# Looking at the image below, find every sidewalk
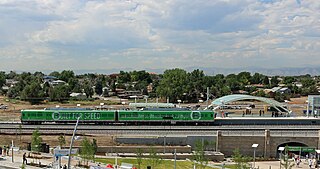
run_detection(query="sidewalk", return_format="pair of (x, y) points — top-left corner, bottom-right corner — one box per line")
(0, 155), (40, 169)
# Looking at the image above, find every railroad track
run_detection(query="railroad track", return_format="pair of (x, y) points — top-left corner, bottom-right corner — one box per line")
(0, 122), (320, 130)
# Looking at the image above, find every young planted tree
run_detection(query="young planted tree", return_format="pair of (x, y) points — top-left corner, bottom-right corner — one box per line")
(80, 137), (95, 166)
(92, 138), (98, 155)
(193, 140), (209, 169)
(31, 128), (42, 152)
(58, 134), (66, 148)
(135, 148), (144, 169)
(280, 146), (295, 169)
(148, 148), (162, 169)
(232, 149), (251, 169)
(31, 128), (42, 164)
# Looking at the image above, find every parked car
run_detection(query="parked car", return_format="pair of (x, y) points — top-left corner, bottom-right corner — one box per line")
(0, 104), (8, 109)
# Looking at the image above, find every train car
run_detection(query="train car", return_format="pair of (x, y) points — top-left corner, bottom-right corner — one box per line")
(21, 108), (114, 124)
(21, 108), (216, 125)
(118, 109), (214, 125)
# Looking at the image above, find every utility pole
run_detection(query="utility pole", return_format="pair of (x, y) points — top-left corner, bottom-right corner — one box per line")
(11, 140), (13, 163)
(174, 149), (176, 169)
(206, 87), (209, 108)
(67, 116), (80, 169)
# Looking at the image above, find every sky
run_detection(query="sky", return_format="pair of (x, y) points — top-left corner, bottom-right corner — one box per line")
(0, 0), (319, 72)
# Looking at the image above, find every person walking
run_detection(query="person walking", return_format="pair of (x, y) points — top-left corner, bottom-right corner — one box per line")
(309, 158), (313, 169)
(23, 152), (27, 165)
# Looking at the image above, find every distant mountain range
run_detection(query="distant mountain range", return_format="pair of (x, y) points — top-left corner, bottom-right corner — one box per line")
(72, 67), (320, 76)
(10, 67), (320, 76)
(186, 67), (320, 76)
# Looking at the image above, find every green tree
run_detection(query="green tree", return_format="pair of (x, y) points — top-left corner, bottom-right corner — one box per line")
(31, 128), (42, 152)
(283, 76), (295, 85)
(0, 71), (5, 88)
(59, 70), (75, 82)
(251, 73), (264, 84)
(237, 72), (251, 86)
(92, 138), (98, 155)
(270, 76), (279, 87)
(83, 80), (94, 98)
(31, 128), (42, 164)
(20, 81), (43, 103)
(118, 71), (131, 84)
(262, 76), (270, 86)
(80, 137), (95, 166)
(49, 71), (60, 78)
(280, 146), (294, 169)
(7, 85), (20, 98)
(95, 80), (103, 95)
(49, 84), (70, 102)
(58, 134), (66, 148)
(68, 78), (80, 92)
(136, 148), (144, 169)
(193, 140), (209, 169)
(186, 69), (206, 102)
(6, 71), (17, 79)
(148, 148), (162, 169)
(232, 149), (251, 169)
(156, 68), (188, 102)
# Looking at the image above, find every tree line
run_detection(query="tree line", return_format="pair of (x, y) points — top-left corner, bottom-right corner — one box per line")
(0, 69), (319, 104)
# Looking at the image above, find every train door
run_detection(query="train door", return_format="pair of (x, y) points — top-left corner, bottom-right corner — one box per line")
(115, 111), (119, 121)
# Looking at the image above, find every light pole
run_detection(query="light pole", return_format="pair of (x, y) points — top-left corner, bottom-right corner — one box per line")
(278, 147), (285, 169)
(174, 148), (176, 169)
(67, 116), (80, 169)
(252, 144), (259, 169)
(163, 135), (166, 154)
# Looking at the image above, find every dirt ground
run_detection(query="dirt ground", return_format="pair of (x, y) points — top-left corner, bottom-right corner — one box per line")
(0, 95), (310, 148)
(0, 134), (115, 149)
(0, 95), (309, 121)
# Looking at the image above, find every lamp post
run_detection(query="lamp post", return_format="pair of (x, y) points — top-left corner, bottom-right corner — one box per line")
(174, 148), (176, 169)
(252, 144), (259, 169)
(278, 147), (285, 169)
(163, 135), (166, 154)
(67, 116), (80, 169)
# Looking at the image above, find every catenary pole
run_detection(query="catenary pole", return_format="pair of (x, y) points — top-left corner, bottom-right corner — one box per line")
(67, 116), (80, 169)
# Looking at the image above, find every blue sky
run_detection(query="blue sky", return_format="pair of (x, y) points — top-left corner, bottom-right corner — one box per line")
(0, 0), (319, 72)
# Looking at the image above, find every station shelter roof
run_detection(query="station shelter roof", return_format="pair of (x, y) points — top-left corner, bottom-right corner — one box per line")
(210, 94), (290, 114)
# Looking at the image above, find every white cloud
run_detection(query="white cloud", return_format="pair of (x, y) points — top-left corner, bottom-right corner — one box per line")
(0, 0), (319, 71)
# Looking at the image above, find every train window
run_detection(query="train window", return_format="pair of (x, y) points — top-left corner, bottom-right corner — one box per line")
(211, 114), (213, 117)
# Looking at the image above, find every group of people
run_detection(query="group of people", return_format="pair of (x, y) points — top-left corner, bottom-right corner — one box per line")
(293, 154), (318, 168)
(241, 109), (265, 117)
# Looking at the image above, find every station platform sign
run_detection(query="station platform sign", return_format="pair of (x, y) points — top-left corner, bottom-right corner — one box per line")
(287, 146), (315, 153)
(54, 149), (77, 157)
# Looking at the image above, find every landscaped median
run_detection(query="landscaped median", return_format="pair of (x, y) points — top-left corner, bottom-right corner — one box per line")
(95, 157), (218, 169)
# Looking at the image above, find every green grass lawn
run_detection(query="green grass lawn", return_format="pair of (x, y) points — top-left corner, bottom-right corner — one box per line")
(95, 157), (215, 169)
(224, 164), (236, 169)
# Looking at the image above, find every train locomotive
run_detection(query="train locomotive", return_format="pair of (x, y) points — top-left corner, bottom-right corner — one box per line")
(21, 108), (216, 125)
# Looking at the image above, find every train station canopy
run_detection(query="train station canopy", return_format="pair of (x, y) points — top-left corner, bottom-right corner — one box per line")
(129, 103), (175, 108)
(209, 94), (291, 114)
